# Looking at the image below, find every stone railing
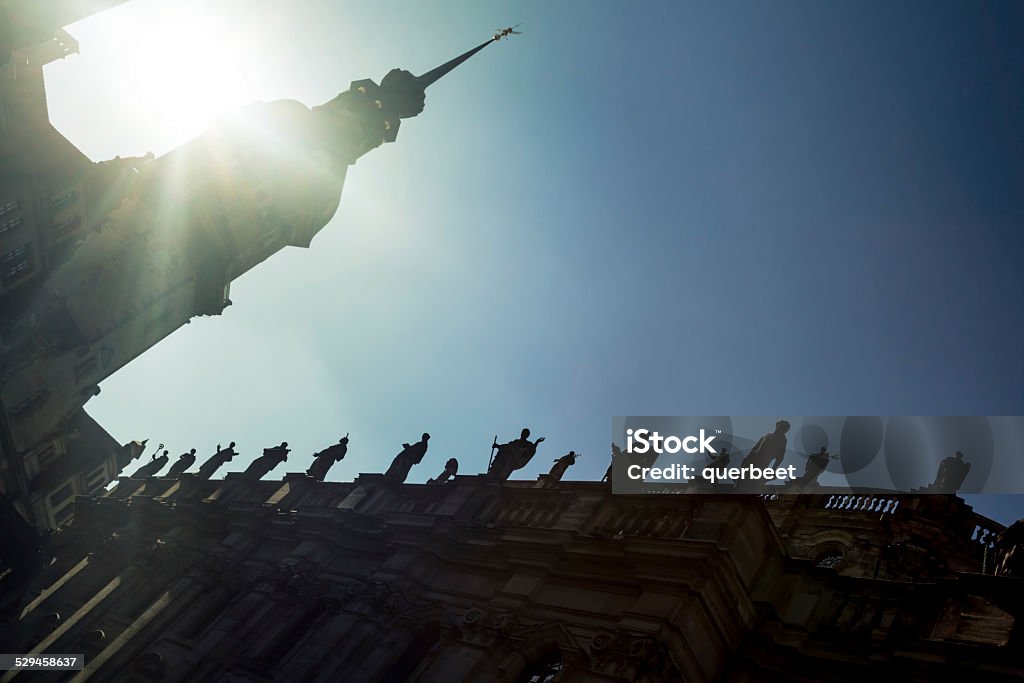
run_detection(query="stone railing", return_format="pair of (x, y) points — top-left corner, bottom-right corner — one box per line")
(820, 494), (900, 515)
(760, 492), (901, 515)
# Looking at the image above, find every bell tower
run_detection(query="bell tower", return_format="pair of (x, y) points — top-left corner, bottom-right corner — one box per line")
(0, 26), (509, 531)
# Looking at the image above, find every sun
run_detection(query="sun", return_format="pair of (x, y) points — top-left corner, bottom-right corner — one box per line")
(122, 5), (255, 136)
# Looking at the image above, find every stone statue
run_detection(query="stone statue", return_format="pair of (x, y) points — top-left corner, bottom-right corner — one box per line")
(742, 420), (790, 469)
(795, 447), (831, 487)
(242, 442), (290, 481)
(384, 433), (429, 484)
(548, 451), (579, 482)
(167, 448), (197, 477)
(932, 451), (972, 493)
(307, 435), (349, 482)
(604, 442), (624, 482)
(196, 442), (236, 480)
(488, 428), (545, 481)
(709, 447), (731, 468)
(427, 458), (459, 485)
(134, 450), (169, 478)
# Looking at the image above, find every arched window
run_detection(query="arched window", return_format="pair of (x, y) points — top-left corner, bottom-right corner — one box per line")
(815, 549), (845, 569)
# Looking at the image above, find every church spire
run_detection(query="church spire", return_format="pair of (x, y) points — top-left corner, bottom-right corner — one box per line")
(313, 27), (520, 157)
(416, 26), (521, 89)
(415, 38), (496, 90)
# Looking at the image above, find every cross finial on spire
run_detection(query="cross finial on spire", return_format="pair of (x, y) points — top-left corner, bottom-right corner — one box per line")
(493, 24), (523, 41)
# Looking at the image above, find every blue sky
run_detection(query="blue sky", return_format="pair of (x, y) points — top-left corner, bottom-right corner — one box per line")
(48, 1), (1023, 523)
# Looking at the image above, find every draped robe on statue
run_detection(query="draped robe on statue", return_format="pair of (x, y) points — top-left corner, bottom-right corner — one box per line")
(384, 438), (428, 484)
(307, 441), (348, 481)
(489, 438), (540, 481)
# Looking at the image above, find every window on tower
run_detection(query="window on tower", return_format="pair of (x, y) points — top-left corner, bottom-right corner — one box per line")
(51, 191), (79, 211)
(36, 442), (59, 470)
(1, 242), (34, 285)
(53, 501), (75, 526)
(86, 466), (108, 494)
(11, 389), (49, 417)
(0, 216), (24, 234)
(49, 482), (75, 509)
(0, 199), (19, 217)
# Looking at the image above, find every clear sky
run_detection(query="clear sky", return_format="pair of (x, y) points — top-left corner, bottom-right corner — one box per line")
(46, 1), (1023, 523)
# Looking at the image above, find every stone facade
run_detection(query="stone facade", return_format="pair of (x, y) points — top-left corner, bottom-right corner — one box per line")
(2, 473), (1019, 682)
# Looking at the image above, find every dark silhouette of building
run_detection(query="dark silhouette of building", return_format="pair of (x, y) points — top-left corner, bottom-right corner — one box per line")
(2, 7), (1020, 680)
(0, 0), (141, 546)
(0, 0), (504, 550)
(0, 470), (1019, 681)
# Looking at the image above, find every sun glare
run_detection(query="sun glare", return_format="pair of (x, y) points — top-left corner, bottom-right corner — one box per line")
(121, 6), (255, 137)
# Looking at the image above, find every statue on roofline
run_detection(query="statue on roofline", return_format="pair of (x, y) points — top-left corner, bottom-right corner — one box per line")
(548, 451), (579, 482)
(133, 449), (169, 478)
(307, 435), (349, 482)
(242, 442), (290, 481)
(197, 442), (236, 480)
(167, 448), (197, 477)
(384, 433), (429, 484)
(488, 428), (544, 481)
(427, 458), (459, 485)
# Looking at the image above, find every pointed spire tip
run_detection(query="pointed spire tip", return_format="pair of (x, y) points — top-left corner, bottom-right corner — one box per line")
(415, 25), (520, 89)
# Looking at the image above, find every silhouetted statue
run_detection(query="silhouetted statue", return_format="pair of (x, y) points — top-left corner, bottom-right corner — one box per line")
(197, 442), (236, 480)
(384, 433), (429, 484)
(242, 442), (290, 481)
(488, 428), (545, 481)
(307, 435), (349, 482)
(167, 449), (198, 477)
(743, 420), (790, 469)
(548, 451), (579, 481)
(795, 447), (831, 487)
(932, 451), (972, 493)
(710, 447), (731, 468)
(427, 458), (459, 485)
(134, 450), (169, 478)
